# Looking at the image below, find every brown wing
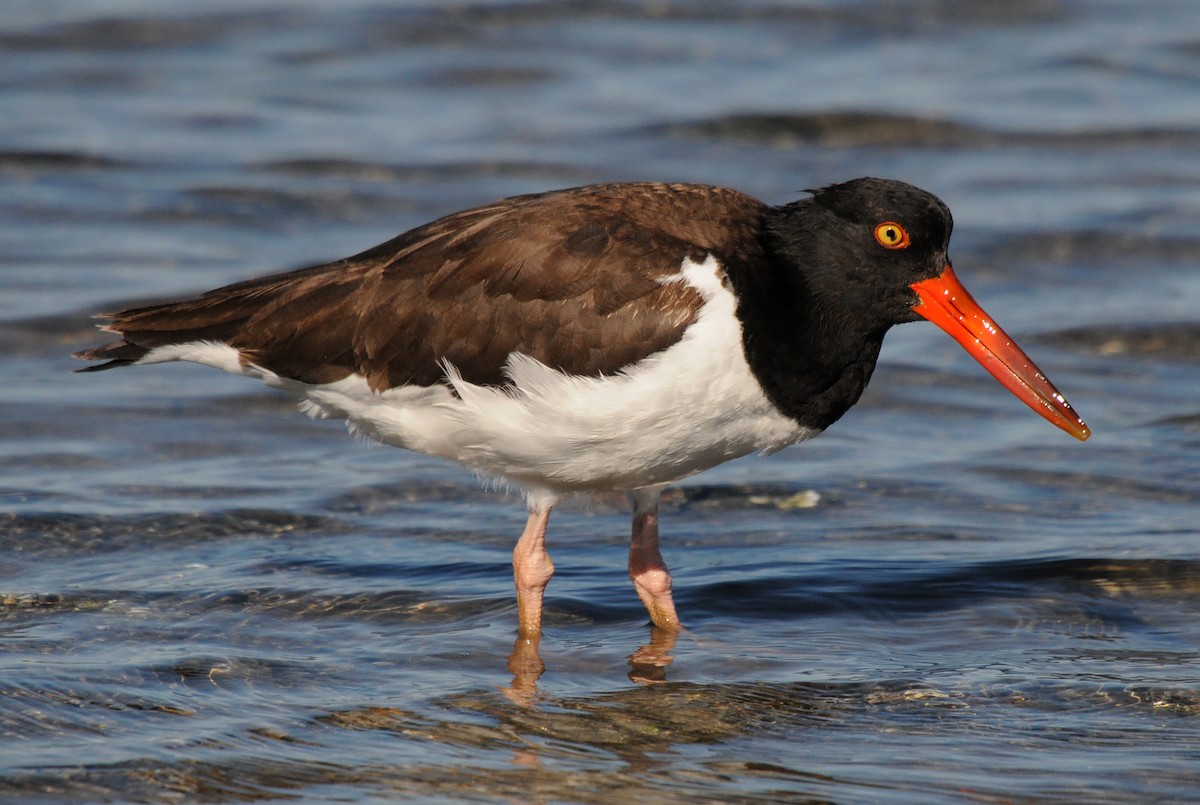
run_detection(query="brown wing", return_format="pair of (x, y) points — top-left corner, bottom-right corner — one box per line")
(75, 182), (768, 390)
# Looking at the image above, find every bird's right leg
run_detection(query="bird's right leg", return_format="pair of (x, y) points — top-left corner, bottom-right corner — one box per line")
(628, 486), (681, 631)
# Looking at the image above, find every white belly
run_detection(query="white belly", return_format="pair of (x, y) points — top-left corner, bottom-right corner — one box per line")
(135, 255), (813, 493)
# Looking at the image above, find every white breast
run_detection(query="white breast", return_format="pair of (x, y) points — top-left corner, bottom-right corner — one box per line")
(134, 255), (814, 493)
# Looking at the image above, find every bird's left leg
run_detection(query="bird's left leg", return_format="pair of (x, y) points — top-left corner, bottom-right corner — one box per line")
(627, 486), (681, 630)
(513, 490), (557, 636)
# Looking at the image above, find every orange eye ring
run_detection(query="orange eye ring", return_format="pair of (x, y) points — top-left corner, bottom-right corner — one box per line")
(874, 221), (910, 249)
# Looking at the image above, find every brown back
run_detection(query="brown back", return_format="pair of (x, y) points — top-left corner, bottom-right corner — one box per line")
(77, 183), (768, 390)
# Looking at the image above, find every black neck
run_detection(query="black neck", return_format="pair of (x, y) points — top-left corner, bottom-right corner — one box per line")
(723, 204), (890, 431)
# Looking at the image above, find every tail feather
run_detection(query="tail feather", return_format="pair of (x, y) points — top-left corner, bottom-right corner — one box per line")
(72, 338), (150, 371)
(72, 300), (256, 372)
(72, 262), (349, 374)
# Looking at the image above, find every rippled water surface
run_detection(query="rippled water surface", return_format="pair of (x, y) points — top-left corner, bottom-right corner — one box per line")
(4, 1), (1200, 802)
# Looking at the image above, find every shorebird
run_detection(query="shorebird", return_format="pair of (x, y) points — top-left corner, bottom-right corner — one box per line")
(76, 177), (1089, 635)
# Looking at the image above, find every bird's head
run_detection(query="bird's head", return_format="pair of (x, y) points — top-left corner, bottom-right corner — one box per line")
(772, 177), (1089, 441)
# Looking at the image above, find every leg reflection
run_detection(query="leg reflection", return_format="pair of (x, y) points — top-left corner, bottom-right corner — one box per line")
(627, 626), (678, 685)
(504, 626), (679, 703)
(504, 633), (545, 707)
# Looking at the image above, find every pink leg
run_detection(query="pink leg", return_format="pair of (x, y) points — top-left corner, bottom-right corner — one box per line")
(513, 504), (555, 636)
(627, 488), (681, 630)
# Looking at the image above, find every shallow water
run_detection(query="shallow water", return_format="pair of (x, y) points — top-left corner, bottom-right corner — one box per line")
(4, 1), (1200, 802)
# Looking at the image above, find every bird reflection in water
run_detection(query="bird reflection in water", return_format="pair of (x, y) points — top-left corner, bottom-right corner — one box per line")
(626, 627), (678, 685)
(505, 634), (545, 707)
(504, 627), (679, 706)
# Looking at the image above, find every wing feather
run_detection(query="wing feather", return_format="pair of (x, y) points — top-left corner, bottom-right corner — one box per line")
(75, 183), (767, 390)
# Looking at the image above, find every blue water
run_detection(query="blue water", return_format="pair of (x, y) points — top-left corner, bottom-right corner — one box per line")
(4, 1), (1200, 802)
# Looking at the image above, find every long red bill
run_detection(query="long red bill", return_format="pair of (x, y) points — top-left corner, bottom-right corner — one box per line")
(910, 266), (1090, 441)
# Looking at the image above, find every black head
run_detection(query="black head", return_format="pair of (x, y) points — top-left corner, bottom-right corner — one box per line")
(755, 176), (1089, 441)
(764, 177), (954, 328)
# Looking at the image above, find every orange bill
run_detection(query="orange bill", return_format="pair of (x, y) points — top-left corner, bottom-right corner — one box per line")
(910, 266), (1090, 441)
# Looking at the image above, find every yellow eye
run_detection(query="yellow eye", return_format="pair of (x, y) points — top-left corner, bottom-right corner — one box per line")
(874, 221), (910, 249)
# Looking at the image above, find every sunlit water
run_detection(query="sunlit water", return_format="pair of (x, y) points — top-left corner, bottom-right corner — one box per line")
(3, 2), (1200, 802)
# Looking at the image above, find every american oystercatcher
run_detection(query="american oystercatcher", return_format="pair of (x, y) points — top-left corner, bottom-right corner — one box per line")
(75, 178), (1089, 635)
